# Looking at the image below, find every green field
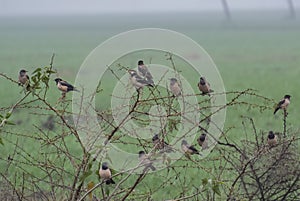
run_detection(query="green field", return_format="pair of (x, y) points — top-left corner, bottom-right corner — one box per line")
(0, 11), (299, 200)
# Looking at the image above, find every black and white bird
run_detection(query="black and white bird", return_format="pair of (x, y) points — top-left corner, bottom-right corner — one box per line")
(181, 140), (200, 155)
(274, 95), (291, 115)
(18, 69), (30, 90)
(137, 60), (154, 86)
(99, 162), (115, 185)
(54, 78), (79, 97)
(197, 133), (208, 150)
(169, 78), (182, 96)
(152, 134), (173, 153)
(198, 77), (213, 95)
(267, 131), (277, 147)
(128, 69), (154, 90)
(138, 151), (156, 171)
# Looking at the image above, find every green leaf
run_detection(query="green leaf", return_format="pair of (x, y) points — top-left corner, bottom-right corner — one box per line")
(202, 178), (208, 185)
(5, 121), (15, 126)
(5, 112), (12, 119)
(0, 137), (4, 145)
(32, 68), (42, 74)
(212, 183), (221, 196)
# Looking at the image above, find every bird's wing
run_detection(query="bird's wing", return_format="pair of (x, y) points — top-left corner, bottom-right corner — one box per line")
(135, 75), (153, 85)
(189, 145), (199, 153)
(60, 80), (74, 90)
(277, 99), (285, 107)
(139, 65), (153, 80)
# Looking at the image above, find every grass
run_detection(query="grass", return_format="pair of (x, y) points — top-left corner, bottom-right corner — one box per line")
(0, 11), (300, 199)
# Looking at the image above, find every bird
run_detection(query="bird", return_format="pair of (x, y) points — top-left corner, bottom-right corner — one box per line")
(99, 162), (115, 185)
(152, 134), (173, 153)
(137, 60), (154, 86)
(198, 77), (213, 95)
(181, 140), (200, 155)
(54, 78), (79, 96)
(197, 133), (208, 150)
(169, 78), (182, 96)
(128, 69), (154, 89)
(267, 131), (277, 147)
(18, 69), (30, 90)
(274, 95), (291, 115)
(138, 151), (156, 171)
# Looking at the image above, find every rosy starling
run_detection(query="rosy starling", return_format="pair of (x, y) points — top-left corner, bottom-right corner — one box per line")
(137, 60), (154, 86)
(267, 131), (277, 147)
(197, 133), (208, 150)
(54, 78), (79, 94)
(152, 134), (173, 153)
(181, 140), (199, 155)
(198, 77), (213, 95)
(138, 150), (156, 171)
(128, 69), (154, 89)
(274, 95), (291, 114)
(99, 162), (115, 185)
(169, 78), (182, 96)
(18, 69), (30, 90)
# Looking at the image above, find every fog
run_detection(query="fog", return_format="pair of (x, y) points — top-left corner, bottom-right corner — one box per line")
(0, 0), (299, 16)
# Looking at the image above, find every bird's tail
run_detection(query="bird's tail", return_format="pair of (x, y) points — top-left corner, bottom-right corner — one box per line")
(209, 89), (214, 93)
(273, 107), (280, 115)
(106, 178), (115, 185)
(74, 88), (80, 92)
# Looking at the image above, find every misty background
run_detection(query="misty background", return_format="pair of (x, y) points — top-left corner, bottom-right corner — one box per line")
(0, 0), (299, 16)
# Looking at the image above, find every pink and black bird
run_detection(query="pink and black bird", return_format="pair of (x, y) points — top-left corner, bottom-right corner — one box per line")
(181, 140), (200, 155)
(152, 134), (173, 153)
(18, 69), (30, 90)
(137, 60), (154, 86)
(267, 131), (277, 147)
(197, 133), (208, 150)
(54, 78), (79, 96)
(273, 95), (291, 115)
(138, 151), (156, 171)
(99, 162), (115, 185)
(128, 69), (154, 90)
(198, 77), (213, 95)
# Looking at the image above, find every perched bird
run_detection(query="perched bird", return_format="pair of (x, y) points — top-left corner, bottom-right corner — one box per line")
(274, 95), (291, 115)
(54, 78), (79, 95)
(99, 162), (115, 185)
(152, 134), (173, 153)
(138, 151), (156, 171)
(198, 77), (213, 95)
(181, 140), (200, 155)
(267, 131), (277, 147)
(18, 69), (30, 90)
(169, 78), (182, 96)
(197, 133), (208, 150)
(128, 70), (154, 89)
(137, 60), (154, 85)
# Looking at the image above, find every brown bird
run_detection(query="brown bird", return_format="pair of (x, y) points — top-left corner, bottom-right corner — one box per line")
(181, 140), (200, 155)
(137, 60), (154, 86)
(198, 77), (213, 95)
(138, 151), (156, 171)
(197, 133), (208, 150)
(274, 95), (291, 114)
(169, 78), (182, 96)
(152, 134), (173, 153)
(267, 131), (277, 147)
(99, 162), (115, 185)
(18, 69), (30, 90)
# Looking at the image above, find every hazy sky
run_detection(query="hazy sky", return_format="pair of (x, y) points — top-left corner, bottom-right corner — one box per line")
(0, 0), (299, 16)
